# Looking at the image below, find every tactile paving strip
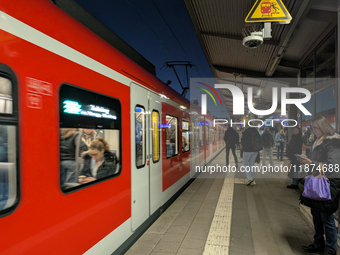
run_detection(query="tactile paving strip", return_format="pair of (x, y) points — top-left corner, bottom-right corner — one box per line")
(203, 173), (235, 254)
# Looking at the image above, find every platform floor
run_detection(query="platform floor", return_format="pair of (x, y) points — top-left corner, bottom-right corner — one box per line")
(125, 149), (337, 255)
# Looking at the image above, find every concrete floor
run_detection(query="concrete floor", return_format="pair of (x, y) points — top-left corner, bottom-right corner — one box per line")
(125, 149), (336, 255)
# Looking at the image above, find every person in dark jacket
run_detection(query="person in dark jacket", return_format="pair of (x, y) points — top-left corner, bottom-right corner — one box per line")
(298, 116), (340, 255)
(261, 127), (275, 167)
(241, 126), (262, 186)
(275, 130), (286, 161)
(78, 138), (116, 184)
(224, 125), (238, 168)
(302, 128), (314, 157)
(60, 128), (88, 184)
(286, 127), (303, 189)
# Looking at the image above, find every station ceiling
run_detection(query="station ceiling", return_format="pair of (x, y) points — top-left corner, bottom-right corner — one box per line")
(184, 0), (339, 119)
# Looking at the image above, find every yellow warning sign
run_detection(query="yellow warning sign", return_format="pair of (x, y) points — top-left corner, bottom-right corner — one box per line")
(245, 0), (292, 23)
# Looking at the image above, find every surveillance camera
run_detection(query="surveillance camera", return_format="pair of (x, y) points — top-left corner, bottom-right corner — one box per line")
(242, 35), (263, 49)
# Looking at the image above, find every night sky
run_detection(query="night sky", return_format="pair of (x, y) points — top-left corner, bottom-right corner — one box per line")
(74, 0), (214, 100)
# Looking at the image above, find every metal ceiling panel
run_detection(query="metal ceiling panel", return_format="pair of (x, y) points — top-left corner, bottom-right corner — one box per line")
(284, 19), (332, 62)
(183, 0), (337, 117)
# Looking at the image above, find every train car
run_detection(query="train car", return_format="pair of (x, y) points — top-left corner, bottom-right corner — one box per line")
(0, 1), (225, 254)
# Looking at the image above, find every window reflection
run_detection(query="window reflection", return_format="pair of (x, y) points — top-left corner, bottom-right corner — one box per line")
(0, 125), (16, 211)
(0, 77), (12, 114)
(135, 106), (145, 167)
(182, 120), (190, 152)
(166, 115), (178, 158)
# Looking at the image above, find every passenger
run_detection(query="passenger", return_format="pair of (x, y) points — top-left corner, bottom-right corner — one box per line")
(81, 129), (97, 147)
(241, 125), (262, 186)
(275, 130), (286, 161)
(78, 138), (116, 184)
(136, 118), (142, 159)
(286, 127), (303, 189)
(298, 116), (340, 255)
(0, 126), (8, 162)
(169, 136), (176, 156)
(224, 125), (238, 168)
(261, 127), (274, 167)
(182, 135), (188, 151)
(60, 128), (88, 184)
(302, 127), (314, 157)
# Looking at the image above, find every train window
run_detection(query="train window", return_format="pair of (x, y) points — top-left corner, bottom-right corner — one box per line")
(135, 106), (145, 167)
(59, 85), (121, 192)
(182, 120), (190, 153)
(212, 128), (215, 143)
(152, 111), (160, 163)
(191, 122), (194, 149)
(0, 77), (12, 114)
(0, 125), (17, 213)
(199, 125), (203, 147)
(166, 115), (178, 158)
(0, 70), (19, 215)
(206, 125), (209, 145)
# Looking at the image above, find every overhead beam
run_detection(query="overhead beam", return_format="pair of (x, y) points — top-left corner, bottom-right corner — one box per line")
(310, 0), (339, 12)
(278, 60), (299, 69)
(307, 9), (337, 24)
(219, 79), (261, 88)
(201, 31), (279, 46)
(265, 0), (313, 76)
(214, 65), (266, 78)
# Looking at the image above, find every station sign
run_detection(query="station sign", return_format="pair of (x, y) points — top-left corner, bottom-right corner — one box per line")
(245, 0), (292, 23)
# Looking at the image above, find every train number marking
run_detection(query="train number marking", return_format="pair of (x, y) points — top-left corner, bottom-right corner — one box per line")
(26, 77), (53, 96)
(26, 93), (42, 109)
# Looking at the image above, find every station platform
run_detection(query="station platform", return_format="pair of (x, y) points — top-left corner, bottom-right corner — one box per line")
(125, 149), (337, 255)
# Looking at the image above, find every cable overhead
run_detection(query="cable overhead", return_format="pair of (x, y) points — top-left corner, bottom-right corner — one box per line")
(161, 61), (197, 97)
(169, 1), (207, 78)
(125, 0), (177, 60)
(151, 0), (192, 62)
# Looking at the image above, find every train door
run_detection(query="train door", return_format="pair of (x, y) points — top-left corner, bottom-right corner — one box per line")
(149, 92), (162, 215)
(131, 83), (150, 231)
(191, 120), (198, 172)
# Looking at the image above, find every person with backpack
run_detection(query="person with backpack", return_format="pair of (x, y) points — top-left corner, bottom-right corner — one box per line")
(241, 125), (263, 186)
(275, 130), (286, 161)
(286, 127), (303, 189)
(261, 127), (275, 167)
(224, 125), (238, 168)
(302, 128), (314, 157)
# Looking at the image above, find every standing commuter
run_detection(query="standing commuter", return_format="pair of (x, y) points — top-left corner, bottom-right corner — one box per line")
(224, 125), (238, 168)
(286, 127), (303, 189)
(81, 129), (97, 147)
(302, 128), (314, 157)
(60, 128), (88, 185)
(261, 127), (275, 167)
(241, 126), (262, 186)
(299, 116), (340, 255)
(275, 130), (286, 161)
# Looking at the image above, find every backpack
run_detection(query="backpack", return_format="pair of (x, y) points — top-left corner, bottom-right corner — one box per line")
(262, 132), (271, 148)
(251, 130), (263, 151)
(232, 130), (239, 145)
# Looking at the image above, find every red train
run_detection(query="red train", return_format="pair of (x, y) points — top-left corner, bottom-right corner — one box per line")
(0, 1), (225, 254)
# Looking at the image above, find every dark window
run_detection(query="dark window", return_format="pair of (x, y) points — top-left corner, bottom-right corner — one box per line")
(152, 111), (160, 162)
(0, 66), (19, 215)
(182, 120), (190, 153)
(166, 115), (178, 158)
(135, 106), (145, 167)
